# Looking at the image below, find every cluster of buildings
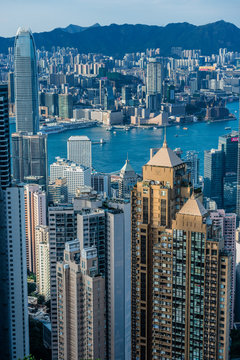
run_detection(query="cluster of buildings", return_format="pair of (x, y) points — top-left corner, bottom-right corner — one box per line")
(1, 26), (240, 360)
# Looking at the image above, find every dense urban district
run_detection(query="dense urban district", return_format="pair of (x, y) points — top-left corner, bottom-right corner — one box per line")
(1, 23), (240, 360)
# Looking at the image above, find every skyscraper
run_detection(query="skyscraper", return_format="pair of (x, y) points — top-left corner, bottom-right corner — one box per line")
(204, 148), (224, 208)
(146, 58), (162, 111)
(12, 132), (48, 186)
(6, 186), (30, 360)
(0, 84), (29, 359)
(24, 184), (47, 273)
(57, 241), (105, 360)
(14, 28), (39, 134)
(0, 84), (11, 189)
(67, 135), (92, 169)
(131, 140), (231, 360)
(35, 225), (50, 301)
(118, 158), (138, 199)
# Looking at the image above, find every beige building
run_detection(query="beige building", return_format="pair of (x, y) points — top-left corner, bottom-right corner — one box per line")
(35, 225), (50, 300)
(131, 138), (231, 360)
(24, 184), (47, 273)
(57, 240), (105, 360)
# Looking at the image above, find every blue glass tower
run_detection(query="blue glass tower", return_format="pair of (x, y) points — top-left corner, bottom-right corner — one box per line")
(14, 28), (39, 134)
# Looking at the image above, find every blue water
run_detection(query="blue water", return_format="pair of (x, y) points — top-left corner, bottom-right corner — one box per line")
(10, 102), (239, 175)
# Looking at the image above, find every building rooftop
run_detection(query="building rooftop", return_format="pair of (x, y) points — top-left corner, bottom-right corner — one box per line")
(147, 138), (183, 168)
(179, 194), (208, 217)
(68, 135), (90, 141)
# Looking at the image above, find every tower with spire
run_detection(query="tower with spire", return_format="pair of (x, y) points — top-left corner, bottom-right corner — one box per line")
(118, 156), (137, 199)
(131, 139), (231, 360)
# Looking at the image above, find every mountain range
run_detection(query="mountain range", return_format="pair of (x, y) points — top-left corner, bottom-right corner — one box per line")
(1, 20), (240, 57)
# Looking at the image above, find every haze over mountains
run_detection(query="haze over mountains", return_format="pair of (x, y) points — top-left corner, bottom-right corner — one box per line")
(1, 20), (240, 56)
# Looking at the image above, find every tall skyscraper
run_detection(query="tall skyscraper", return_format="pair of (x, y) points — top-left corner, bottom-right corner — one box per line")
(184, 150), (200, 186)
(0, 84), (11, 189)
(204, 148), (224, 208)
(57, 241), (105, 360)
(11, 132), (48, 186)
(0, 84), (29, 359)
(146, 58), (162, 111)
(210, 209), (236, 328)
(131, 140), (231, 360)
(58, 93), (73, 119)
(236, 105), (240, 220)
(67, 135), (92, 169)
(48, 204), (77, 360)
(6, 186), (30, 360)
(24, 184), (47, 273)
(14, 28), (39, 134)
(0, 83), (12, 358)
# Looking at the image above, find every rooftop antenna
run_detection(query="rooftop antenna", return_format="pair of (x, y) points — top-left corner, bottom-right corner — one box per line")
(163, 125), (167, 148)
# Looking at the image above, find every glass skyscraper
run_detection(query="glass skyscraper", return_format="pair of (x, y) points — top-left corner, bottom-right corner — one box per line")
(14, 28), (39, 134)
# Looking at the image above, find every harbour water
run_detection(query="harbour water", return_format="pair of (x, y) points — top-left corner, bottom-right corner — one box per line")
(9, 102), (239, 175)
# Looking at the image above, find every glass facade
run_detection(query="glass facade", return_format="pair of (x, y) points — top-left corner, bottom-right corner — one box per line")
(14, 28), (39, 134)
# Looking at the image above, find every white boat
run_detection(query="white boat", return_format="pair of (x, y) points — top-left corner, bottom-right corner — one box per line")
(153, 127), (157, 130)
(113, 131), (117, 134)
(106, 126), (113, 131)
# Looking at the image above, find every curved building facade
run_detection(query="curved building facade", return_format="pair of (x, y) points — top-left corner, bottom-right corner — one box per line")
(14, 28), (39, 134)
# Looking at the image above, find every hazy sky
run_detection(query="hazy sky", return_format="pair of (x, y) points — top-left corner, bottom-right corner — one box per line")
(1, 0), (240, 37)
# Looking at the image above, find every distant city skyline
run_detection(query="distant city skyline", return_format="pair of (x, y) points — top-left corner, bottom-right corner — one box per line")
(0, 0), (240, 37)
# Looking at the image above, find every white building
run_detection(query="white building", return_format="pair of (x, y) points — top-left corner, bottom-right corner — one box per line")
(6, 186), (29, 359)
(67, 135), (92, 169)
(35, 225), (50, 301)
(64, 164), (91, 202)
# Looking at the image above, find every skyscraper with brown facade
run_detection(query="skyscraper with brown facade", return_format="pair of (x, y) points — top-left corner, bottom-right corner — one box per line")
(131, 139), (231, 360)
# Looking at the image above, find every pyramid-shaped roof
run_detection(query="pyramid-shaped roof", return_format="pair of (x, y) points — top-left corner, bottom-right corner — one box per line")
(121, 159), (135, 174)
(147, 139), (183, 168)
(178, 194), (208, 217)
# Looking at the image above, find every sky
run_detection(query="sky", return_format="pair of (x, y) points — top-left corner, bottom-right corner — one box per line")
(1, 0), (240, 37)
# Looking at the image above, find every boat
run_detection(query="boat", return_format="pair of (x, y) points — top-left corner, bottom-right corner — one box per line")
(113, 131), (117, 134)
(153, 127), (157, 130)
(225, 127), (231, 130)
(124, 126), (130, 131)
(174, 134), (179, 137)
(106, 126), (113, 131)
(183, 127), (188, 130)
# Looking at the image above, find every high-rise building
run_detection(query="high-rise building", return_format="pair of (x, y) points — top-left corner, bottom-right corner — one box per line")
(58, 93), (73, 119)
(204, 148), (224, 208)
(8, 72), (15, 108)
(14, 28), (39, 134)
(48, 177), (68, 204)
(48, 204), (77, 360)
(210, 209), (236, 328)
(131, 139), (231, 360)
(57, 241), (105, 360)
(0, 86), (29, 359)
(50, 157), (91, 202)
(64, 164), (91, 202)
(12, 132), (48, 187)
(91, 171), (111, 198)
(218, 132), (238, 174)
(236, 112), (240, 220)
(6, 186), (30, 360)
(67, 135), (92, 169)
(0, 84), (11, 189)
(35, 225), (50, 301)
(24, 184), (47, 273)
(118, 158), (138, 199)
(184, 150), (200, 186)
(146, 58), (162, 111)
